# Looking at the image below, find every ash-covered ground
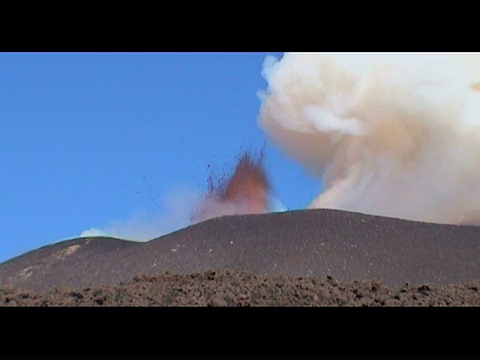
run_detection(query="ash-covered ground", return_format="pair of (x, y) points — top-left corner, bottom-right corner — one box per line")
(2, 269), (480, 306)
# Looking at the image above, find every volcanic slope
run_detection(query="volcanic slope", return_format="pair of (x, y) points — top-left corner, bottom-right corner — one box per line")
(1, 209), (480, 294)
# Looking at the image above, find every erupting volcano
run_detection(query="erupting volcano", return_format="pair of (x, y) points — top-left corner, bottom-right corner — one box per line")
(192, 151), (271, 222)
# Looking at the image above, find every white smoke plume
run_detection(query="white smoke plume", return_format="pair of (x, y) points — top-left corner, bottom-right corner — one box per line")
(258, 52), (480, 225)
(79, 185), (203, 241)
(78, 184), (288, 241)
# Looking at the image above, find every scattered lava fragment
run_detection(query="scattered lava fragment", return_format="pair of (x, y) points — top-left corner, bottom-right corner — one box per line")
(192, 151), (270, 222)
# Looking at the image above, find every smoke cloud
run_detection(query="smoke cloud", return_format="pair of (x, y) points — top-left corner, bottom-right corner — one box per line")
(80, 185), (203, 241)
(78, 154), (288, 241)
(258, 52), (480, 225)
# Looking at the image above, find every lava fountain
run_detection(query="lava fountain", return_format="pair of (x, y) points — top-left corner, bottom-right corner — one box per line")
(192, 151), (271, 222)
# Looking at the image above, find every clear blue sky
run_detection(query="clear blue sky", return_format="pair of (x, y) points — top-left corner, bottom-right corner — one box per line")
(0, 52), (320, 263)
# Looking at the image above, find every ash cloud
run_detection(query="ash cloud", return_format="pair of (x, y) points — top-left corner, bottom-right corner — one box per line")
(258, 52), (480, 225)
(78, 153), (287, 241)
(80, 185), (203, 241)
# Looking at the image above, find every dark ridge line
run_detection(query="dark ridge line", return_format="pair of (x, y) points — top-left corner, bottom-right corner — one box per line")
(2, 208), (478, 266)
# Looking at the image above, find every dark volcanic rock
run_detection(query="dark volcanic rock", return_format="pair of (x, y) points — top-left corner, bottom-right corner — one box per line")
(2, 270), (480, 306)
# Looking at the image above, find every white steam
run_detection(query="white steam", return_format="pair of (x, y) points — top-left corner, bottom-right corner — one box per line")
(79, 185), (203, 241)
(78, 186), (288, 241)
(259, 52), (480, 225)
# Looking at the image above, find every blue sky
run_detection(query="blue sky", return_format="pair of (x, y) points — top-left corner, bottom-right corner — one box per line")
(0, 52), (320, 263)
